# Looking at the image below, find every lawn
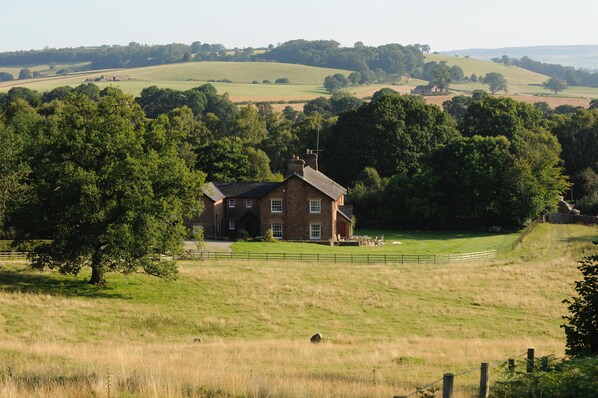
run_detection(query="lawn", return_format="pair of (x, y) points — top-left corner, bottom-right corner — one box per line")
(231, 229), (522, 254)
(0, 223), (596, 397)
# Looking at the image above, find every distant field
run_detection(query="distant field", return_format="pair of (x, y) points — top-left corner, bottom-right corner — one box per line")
(2, 59), (596, 106)
(0, 223), (596, 397)
(425, 54), (549, 84)
(232, 229), (521, 254)
(0, 62), (90, 78)
(0, 61), (351, 98)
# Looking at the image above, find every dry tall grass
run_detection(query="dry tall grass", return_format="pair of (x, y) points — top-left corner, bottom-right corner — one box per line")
(0, 223), (596, 397)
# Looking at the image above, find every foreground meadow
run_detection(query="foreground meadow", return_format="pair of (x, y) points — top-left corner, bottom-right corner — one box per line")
(0, 223), (596, 397)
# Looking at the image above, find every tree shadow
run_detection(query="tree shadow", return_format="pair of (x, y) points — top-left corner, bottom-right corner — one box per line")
(0, 268), (125, 299)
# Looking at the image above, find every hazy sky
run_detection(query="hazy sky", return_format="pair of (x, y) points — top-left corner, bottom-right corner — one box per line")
(2, 0), (597, 52)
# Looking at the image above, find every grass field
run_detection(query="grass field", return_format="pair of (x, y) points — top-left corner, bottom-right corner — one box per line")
(0, 223), (596, 397)
(232, 229), (521, 254)
(1, 59), (597, 108)
(0, 62), (350, 99)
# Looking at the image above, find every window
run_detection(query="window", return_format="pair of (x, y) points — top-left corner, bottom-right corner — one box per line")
(309, 199), (321, 214)
(228, 199), (236, 208)
(310, 224), (321, 240)
(228, 220), (236, 230)
(245, 199), (253, 208)
(271, 199), (282, 213)
(271, 223), (283, 239)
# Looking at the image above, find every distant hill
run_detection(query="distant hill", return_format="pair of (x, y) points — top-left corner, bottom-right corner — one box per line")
(442, 45), (598, 70)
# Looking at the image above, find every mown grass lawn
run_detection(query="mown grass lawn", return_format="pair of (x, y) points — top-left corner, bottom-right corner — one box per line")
(231, 229), (522, 254)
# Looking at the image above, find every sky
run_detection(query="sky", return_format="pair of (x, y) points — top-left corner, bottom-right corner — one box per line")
(2, 0), (597, 53)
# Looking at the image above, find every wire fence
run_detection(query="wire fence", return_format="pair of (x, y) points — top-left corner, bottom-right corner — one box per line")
(397, 349), (555, 398)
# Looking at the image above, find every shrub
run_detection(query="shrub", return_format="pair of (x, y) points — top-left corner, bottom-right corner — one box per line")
(236, 228), (250, 241)
(262, 79), (271, 84)
(563, 254), (598, 356)
(263, 228), (277, 243)
(491, 357), (598, 398)
(575, 193), (598, 215)
(275, 77), (290, 84)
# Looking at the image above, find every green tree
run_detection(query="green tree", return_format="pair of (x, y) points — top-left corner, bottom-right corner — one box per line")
(323, 74), (349, 92)
(543, 77), (567, 94)
(0, 121), (29, 237)
(431, 62), (452, 91)
(9, 90), (204, 285)
(449, 65), (464, 81)
(233, 104), (267, 145)
(460, 96), (542, 139)
(0, 71), (13, 82)
(195, 137), (252, 182)
(323, 91), (459, 186)
(563, 254), (598, 357)
(18, 68), (32, 80)
(483, 72), (508, 94)
(550, 109), (598, 198)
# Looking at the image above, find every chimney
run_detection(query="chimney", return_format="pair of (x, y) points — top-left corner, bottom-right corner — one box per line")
(287, 155), (305, 176)
(303, 150), (318, 171)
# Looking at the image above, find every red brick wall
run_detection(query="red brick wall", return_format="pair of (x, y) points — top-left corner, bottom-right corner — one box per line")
(260, 177), (337, 241)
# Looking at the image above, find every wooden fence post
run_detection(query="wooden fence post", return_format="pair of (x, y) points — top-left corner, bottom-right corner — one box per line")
(527, 348), (535, 373)
(541, 356), (549, 371)
(508, 358), (515, 373)
(479, 362), (489, 398)
(442, 373), (454, 398)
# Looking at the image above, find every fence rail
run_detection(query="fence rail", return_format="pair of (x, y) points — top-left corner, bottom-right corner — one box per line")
(184, 250), (497, 264)
(0, 251), (29, 259)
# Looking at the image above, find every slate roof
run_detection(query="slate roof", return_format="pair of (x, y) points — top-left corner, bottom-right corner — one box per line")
(203, 182), (225, 202)
(212, 181), (279, 198)
(204, 167), (346, 201)
(338, 205), (354, 221)
(289, 166), (347, 200)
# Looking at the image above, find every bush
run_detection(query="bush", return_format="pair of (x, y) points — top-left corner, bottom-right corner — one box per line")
(575, 193), (598, 215)
(275, 77), (290, 84)
(262, 79), (271, 84)
(262, 228), (277, 243)
(236, 228), (250, 241)
(491, 357), (598, 398)
(563, 254), (598, 356)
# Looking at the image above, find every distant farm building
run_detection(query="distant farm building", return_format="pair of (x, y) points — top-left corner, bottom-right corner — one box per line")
(410, 84), (440, 95)
(86, 75), (130, 82)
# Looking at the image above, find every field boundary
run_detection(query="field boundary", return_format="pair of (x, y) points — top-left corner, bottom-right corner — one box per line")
(182, 249), (497, 264)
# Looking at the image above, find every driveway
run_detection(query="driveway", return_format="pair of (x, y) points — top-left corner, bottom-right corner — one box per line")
(184, 240), (233, 253)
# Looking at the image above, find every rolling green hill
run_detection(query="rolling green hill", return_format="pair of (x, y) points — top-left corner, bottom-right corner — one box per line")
(0, 62), (351, 98)
(424, 54), (550, 84)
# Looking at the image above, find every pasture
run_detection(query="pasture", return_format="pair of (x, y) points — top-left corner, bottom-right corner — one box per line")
(0, 223), (596, 397)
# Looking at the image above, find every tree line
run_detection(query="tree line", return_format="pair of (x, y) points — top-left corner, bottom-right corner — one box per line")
(1, 83), (597, 283)
(492, 55), (598, 87)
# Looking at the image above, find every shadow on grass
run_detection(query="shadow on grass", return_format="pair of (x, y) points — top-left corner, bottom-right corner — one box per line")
(0, 269), (124, 299)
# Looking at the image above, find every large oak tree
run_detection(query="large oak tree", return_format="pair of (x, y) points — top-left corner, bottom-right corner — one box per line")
(10, 90), (204, 285)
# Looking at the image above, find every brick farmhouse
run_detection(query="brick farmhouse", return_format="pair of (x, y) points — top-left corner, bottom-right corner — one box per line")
(191, 153), (353, 243)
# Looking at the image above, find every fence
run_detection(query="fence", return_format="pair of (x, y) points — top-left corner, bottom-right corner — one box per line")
(0, 251), (29, 259)
(183, 250), (498, 264)
(393, 348), (553, 398)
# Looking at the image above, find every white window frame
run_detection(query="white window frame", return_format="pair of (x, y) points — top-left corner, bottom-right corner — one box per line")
(309, 199), (321, 214)
(310, 223), (321, 240)
(228, 199), (236, 208)
(245, 199), (253, 208)
(271, 199), (283, 213)
(229, 220), (236, 230)
(271, 223), (283, 239)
